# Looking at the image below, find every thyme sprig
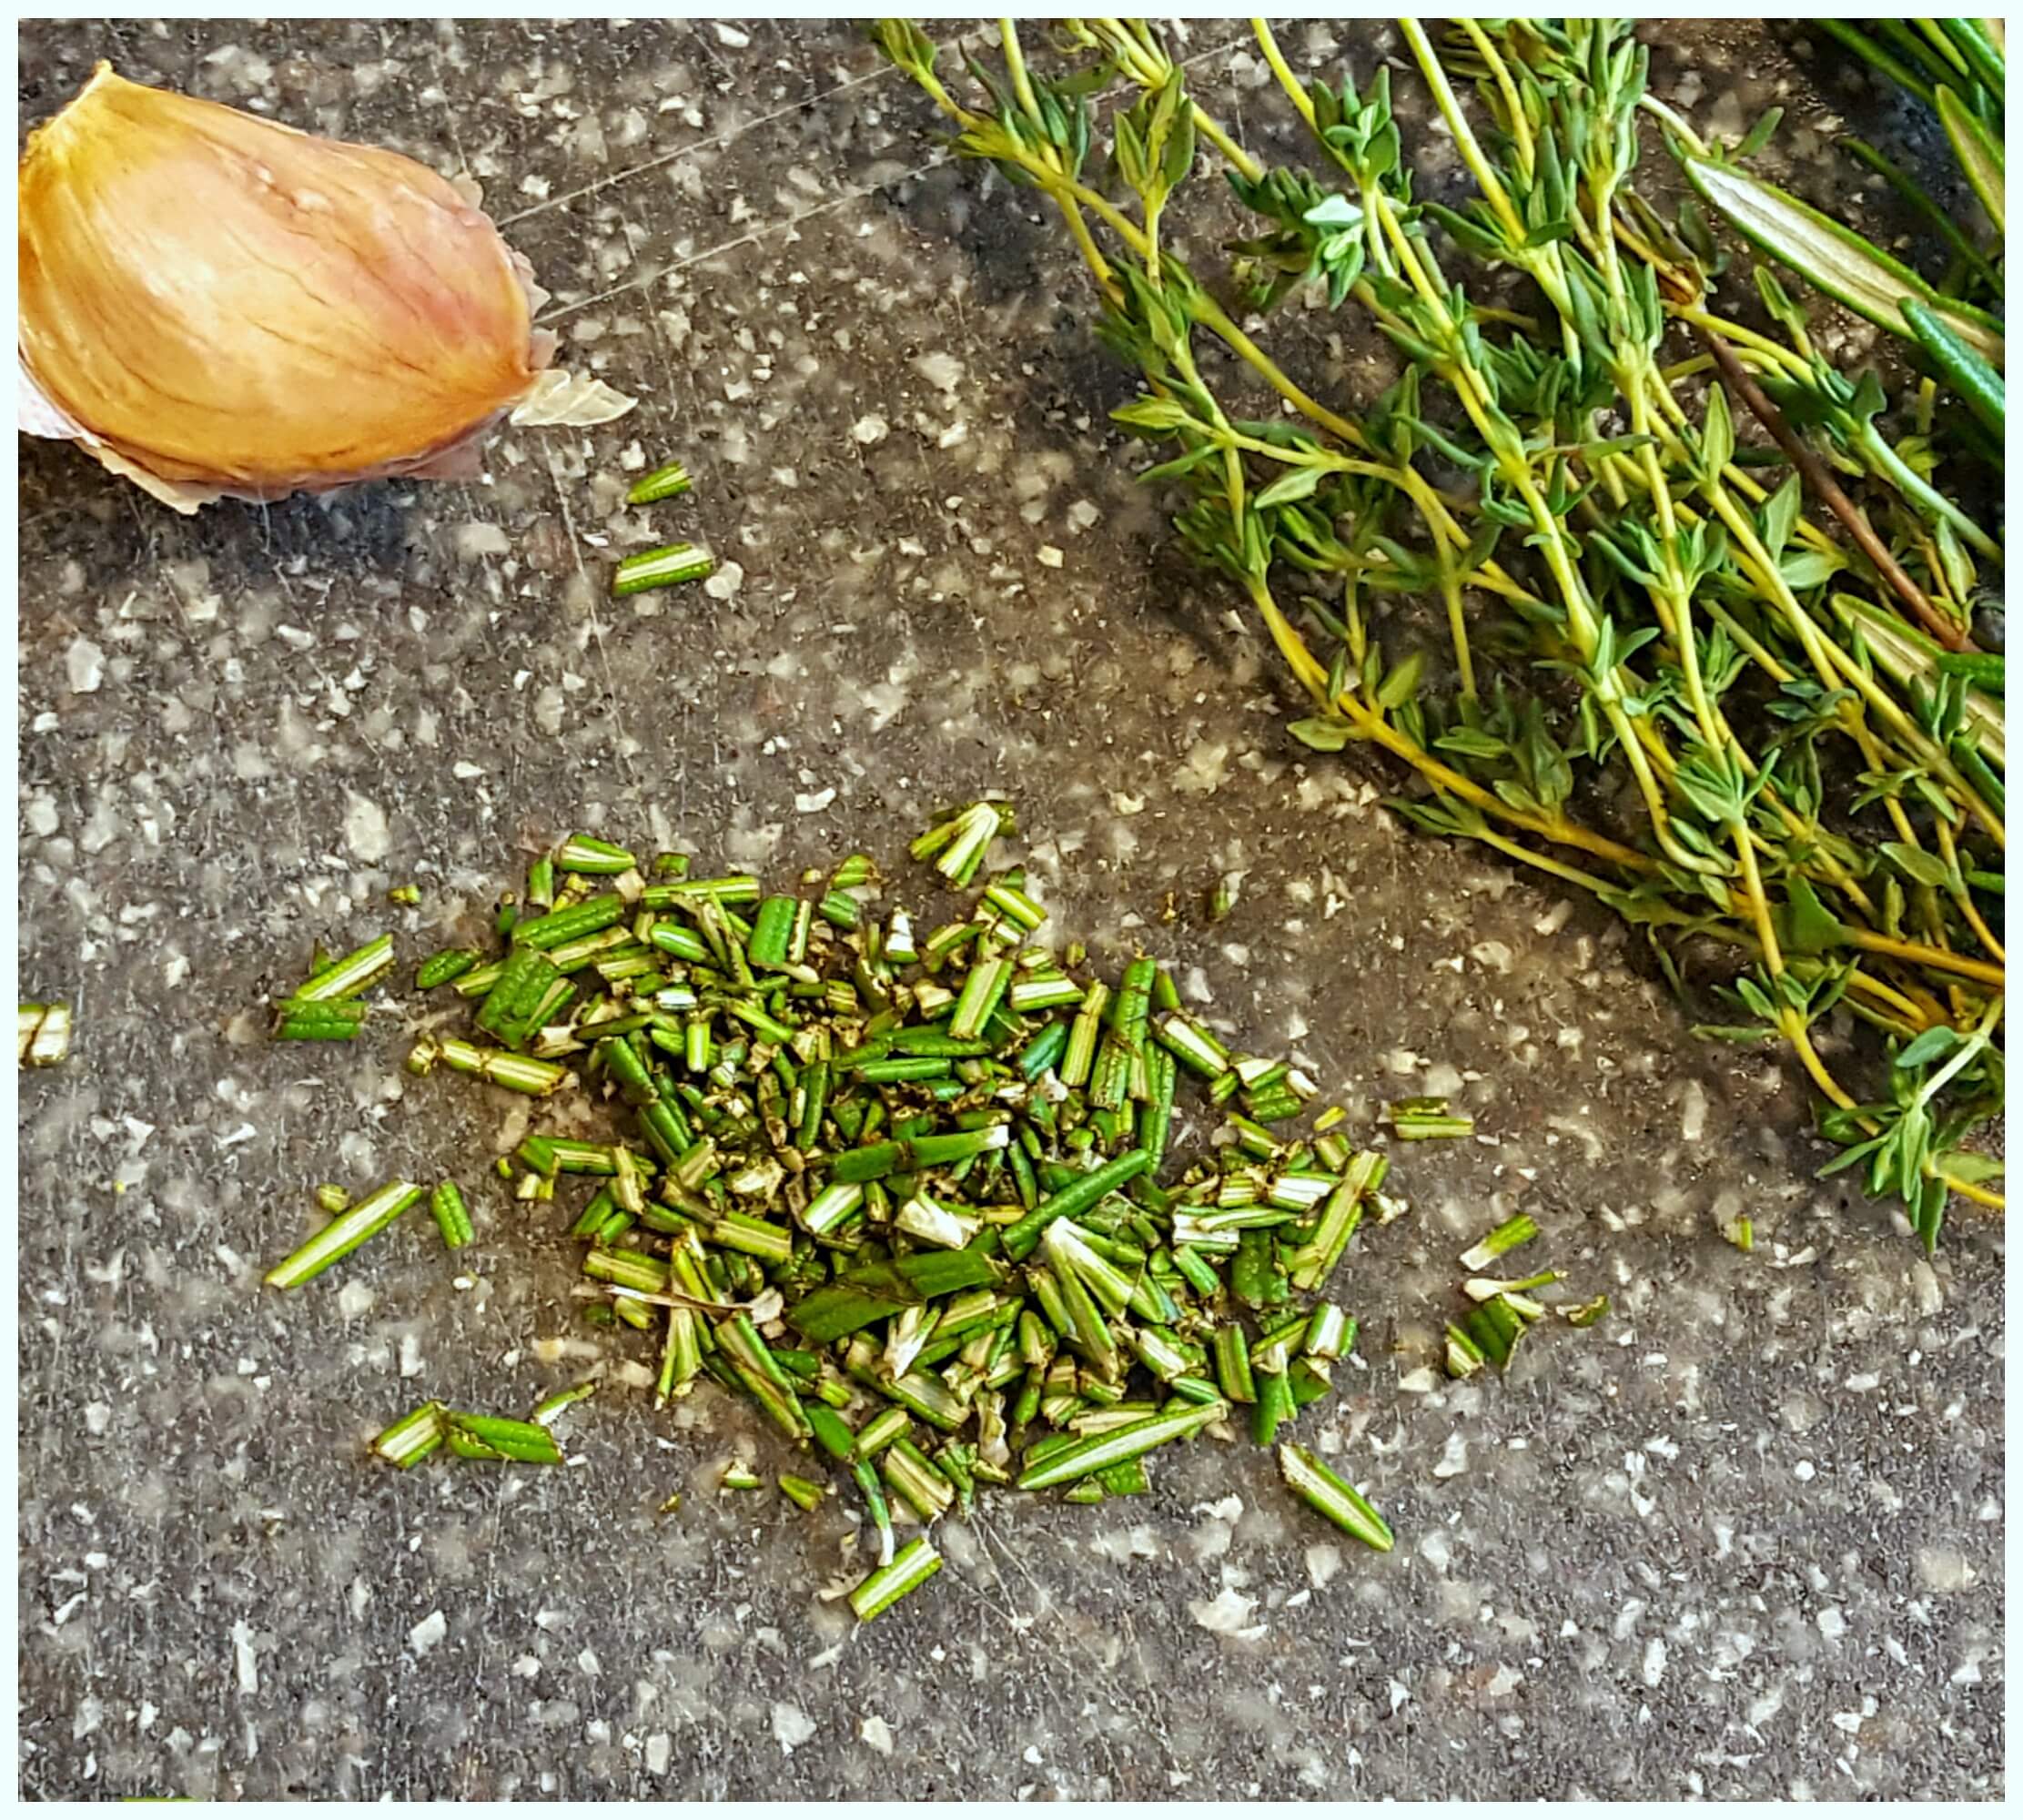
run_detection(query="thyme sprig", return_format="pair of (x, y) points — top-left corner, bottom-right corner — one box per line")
(875, 15), (2004, 1245)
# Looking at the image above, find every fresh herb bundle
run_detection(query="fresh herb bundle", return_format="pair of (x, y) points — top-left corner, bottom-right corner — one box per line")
(875, 17), (2005, 1248)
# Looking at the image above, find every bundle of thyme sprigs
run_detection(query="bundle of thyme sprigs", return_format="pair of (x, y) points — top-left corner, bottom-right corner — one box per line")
(875, 16), (2005, 1248)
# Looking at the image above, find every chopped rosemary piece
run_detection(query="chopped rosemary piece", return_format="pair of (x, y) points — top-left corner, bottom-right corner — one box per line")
(264, 1180), (424, 1289)
(848, 1534), (942, 1622)
(1278, 1444), (1392, 1552)
(780, 1472), (826, 1512)
(429, 1181), (474, 1250)
(17, 1001), (72, 1067)
(1460, 1215), (1539, 1273)
(1386, 1098), (1474, 1141)
(626, 460), (693, 505)
(612, 542), (713, 597)
(293, 935), (394, 1004)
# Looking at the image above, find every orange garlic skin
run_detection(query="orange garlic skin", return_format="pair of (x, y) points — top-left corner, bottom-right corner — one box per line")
(18, 65), (550, 501)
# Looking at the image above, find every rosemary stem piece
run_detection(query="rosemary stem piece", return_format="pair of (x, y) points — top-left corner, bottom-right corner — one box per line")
(1278, 1443), (1392, 1552)
(294, 935), (394, 1004)
(627, 460), (693, 505)
(17, 1002), (72, 1067)
(1015, 1398), (1227, 1491)
(264, 1181), (425, 1289)
(612, 543), (714, 597)
(429, 1181), (474, 1249)
(848, 1534), (943, 1621)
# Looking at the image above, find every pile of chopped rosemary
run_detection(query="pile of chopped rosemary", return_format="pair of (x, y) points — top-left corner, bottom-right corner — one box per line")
(258, 804), (1602, 1621)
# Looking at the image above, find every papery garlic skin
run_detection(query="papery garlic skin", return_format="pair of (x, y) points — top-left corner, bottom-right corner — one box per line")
(18, 64), (559, 510)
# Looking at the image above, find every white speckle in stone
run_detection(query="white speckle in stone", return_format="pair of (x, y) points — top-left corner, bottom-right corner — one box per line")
(703, 561), (744, 602)
(336, 1281), (375, 1320)
(1305, 1542), (1341, 1589)
(912, 349), (964, 392)
(343, 791), (389, 863)
(1816, 1606), (1847, 1641)
(1431, 1432), (1469, 1478)
(66, 636), (105, 693)
(713, 21), (751, 46)
(1642, 1637), (1667, 1686)
(1915, 1545), (1975, 1592)
(84, 1401), (112, 1436)
(1037, 545), (1064, 568)
(794, 787), (836, 814)
(770, 1701), (816, 1754)
(1173, 739), (1229, 795)
(1680, 1079), (1707, 1143)
(232, 1619), (259, 1694)
(1468, 939), (1513, 974)
(409, 1609), (447, 1655)
(399, 1332), (423, 1380)
(860, 1714), (894, 1755)
(851, 414), (889, 447)
(1066, 499), (1100, 532)
(453, 521), (511, 562)
(645, 1733), (672, 1774)
(73, 1696), (103, 1741)
(1910, 1259), (1943, 1316)
(1189, 1586), (1263, 1637)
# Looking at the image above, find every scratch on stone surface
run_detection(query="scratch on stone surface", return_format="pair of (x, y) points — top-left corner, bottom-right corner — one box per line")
(543, 446), (636, 790)
(498, 55), (906, 229)
(537, 152), (957, 324)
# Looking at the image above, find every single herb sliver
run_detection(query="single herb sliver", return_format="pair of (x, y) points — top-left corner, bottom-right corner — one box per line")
(848, 1534), (942, 1621)
(1277, 1443), (1392, 1552)
(294, 934), (394, 1004)
(264, 1180), (425, 1289)
(18, 1002), (73, 1067)
(430, 1181), (474, 1250)
(626, 460), (693, 505)
(612, 542), (713, 597)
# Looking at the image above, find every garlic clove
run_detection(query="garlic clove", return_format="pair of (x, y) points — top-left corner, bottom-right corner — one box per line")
(16, 63), (619, 510)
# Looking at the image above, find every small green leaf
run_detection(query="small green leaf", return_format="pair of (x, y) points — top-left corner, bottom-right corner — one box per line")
(1779, 875), (1845, 956)
(1879, 842), (1954, 888)
(1251, 465), (1328, 511)
(1893, 1024), (1965, 1072)
(1935, 1148), (2004, 1186)
(1289, 716), (1355, 753)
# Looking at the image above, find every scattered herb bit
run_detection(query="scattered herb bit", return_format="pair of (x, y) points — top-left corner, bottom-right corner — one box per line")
(1278, 1443), (1392, 1552)
(1459, 1215), (1538, 1274)
(720, 1465), (763, 1491)
(530, 1380), (598, 1425)
(18, 1001), (72, 1067)
(848, 1534), (942, 1621)
(627, 460), (693, 505)
(909, 799), (1013, 886)
(780, 1471), (826, 1512)
(612, 542), (713, 598)
(387, 884), (422, 906)
(1386, 1097), (1474, 1141)
(264, 1180), (424, 1289)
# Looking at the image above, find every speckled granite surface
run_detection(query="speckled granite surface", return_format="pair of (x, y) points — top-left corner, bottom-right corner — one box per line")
(17, 17), (2002, 1800)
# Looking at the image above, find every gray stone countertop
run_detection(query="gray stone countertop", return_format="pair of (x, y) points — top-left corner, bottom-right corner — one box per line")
(17, 16), (2001, 1801)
